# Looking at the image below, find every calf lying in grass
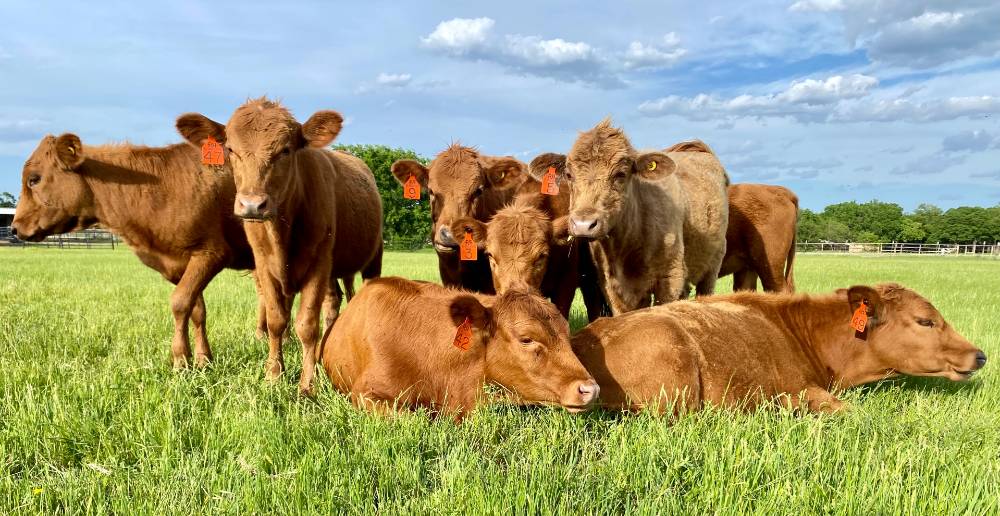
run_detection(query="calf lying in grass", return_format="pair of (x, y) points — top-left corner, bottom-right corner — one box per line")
(573, 283), (987, 414)
(319, 277), (599, 417)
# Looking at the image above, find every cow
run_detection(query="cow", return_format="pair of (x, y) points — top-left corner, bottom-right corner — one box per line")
(319, 276), (600, 418)
(11, 134), (257, 369)
(177, 98), (383, 395)
(573, 283), (987, 414)
(536, 119), (729, 315)
(390, 144), (525, 293)
(720, 184), (798, 292)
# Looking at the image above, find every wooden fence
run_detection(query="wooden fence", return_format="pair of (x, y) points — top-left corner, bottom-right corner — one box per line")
(797, 241), (1000, 256)
(1, 228), (120, 249)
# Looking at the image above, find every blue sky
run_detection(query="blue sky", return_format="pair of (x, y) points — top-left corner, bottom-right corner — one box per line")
(2, 0), (1000, 210)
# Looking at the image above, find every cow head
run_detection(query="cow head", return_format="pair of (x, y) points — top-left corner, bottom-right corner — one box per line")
(533, 118), (676, 239)
(178, 98), (342, 220)
(450, 200), (570, 293)
(11, 134), (98, 241)
(847, 283), (986, 382)
(450, 291), (598, 411)
(391, 145), (524, 252)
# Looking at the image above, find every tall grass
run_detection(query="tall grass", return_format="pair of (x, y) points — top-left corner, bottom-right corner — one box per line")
(1, 249), (998, 514)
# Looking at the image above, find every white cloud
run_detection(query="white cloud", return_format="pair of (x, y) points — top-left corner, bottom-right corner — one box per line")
(890, 153), (966, 175)
(623, 33), (687, 70)
(420, 17), (494, 55)
(375, 72), (412, 87)
(0, 118), (47, 142)
(833, 96), (1000, 123)
(941, 129), (997, 153)
(788, 0), (845, 13)
(503, 36), (594, 66)
(781, 74), (878, 104)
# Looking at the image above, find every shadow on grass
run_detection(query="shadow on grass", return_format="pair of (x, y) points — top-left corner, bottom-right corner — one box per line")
(853, 374), (985, 397)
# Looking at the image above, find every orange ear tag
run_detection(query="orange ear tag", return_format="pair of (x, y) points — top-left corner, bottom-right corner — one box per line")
(403, 174), (421, 200)
(460, 230), (477, 261)
(201, 136), (224, 166)
(851, 301), (869, 333)
(453, 317), (473, 351)
(540, 166), (559, 196)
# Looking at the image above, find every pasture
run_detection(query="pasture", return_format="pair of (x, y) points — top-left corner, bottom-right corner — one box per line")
(1, 248), (998, 514)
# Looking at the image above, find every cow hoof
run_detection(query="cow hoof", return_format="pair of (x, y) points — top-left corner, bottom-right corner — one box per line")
(172, 356), (190, 370)
(298, 384), (315, 398)
(194, 354), (213, 368)
(264, 362), (284, 382)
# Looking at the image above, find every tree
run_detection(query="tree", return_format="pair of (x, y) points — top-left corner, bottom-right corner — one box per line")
(822, 200), (905, 241)
(333, 144), (432, 244)
(897, 218), (927, 243)
(0, 192), (16, 208)
(928, 207), (1000, 243)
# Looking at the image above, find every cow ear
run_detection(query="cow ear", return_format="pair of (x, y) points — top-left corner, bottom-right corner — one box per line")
(55, 134), (85, 170)
(551, 215), (571, 246)
(391, 159), (429, 188)
(176, 113), (226, 148)
(481, 156), (524, 189)
(633, 151), (676, 181)
(451, 217), (487, 248)
(528, 153), (567, 182)
(301, 110), (343, 148)
(450, 295), (493, 332)
(848, 285), (885, 328)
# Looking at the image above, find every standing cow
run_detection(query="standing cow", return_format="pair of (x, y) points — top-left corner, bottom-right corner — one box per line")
(390, 144), (525, 293)
(720, 183), (798, 292)
(538, 119), (729, 315)
(178, 98), (383, 395)
(11, 134), (254, 368)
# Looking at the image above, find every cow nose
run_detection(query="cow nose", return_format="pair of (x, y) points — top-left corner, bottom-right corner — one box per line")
(237, 195), (268, 218)
(569, 217), (602, 238)
(975, 351), (988, 369)
(9, 226), (17, 237)
(438, 225), (456, 246)
(576, 380), (600, 405)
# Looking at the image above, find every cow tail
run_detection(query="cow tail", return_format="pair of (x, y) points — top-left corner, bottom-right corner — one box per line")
(785, 228), (797, 293)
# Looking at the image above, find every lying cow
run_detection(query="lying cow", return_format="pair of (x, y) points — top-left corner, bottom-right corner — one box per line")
(12, 133), (255, 368)
(573, 283), (987, 414)
(720, 184), (798, 292)
(538, 121), (729, 314)
(319, 276), (600, 417)
(179, 98), (383, 395)
(390, 144), (526, 293)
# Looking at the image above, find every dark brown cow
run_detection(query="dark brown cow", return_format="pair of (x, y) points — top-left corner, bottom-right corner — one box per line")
(11, 134), (255, 368)
(537, 120), (729, 315)
(573, 283), (987, 414)
(720, 184), (798, 292)
(390, 144), (525, 293)
(178, 98), (383, 395)
(319, 276), (600, 417)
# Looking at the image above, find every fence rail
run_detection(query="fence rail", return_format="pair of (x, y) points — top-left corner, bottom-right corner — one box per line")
(1, 228), (120, 249)
(797, 241), (1000, 256)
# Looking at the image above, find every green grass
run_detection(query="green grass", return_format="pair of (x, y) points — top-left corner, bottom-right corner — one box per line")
(1, 248), (999, 514)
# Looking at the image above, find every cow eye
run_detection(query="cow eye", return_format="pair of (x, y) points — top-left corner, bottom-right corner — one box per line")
(612, 171), (627, 182)
(27, 174), (41, 187)
(277, 148), (291, 158)
(917, 318), (935, 328)
(519, 337), (533, 345)
(471, 186), (484, 198)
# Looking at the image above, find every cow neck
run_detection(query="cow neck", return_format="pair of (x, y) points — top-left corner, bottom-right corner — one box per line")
(258, 154), (306, 268)
(77, 143), (197, 242)
(768, 293), (895, 390)
(602, 180), (649, 255)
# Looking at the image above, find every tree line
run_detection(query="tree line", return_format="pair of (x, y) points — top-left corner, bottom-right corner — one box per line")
(3, 145), (996, 245)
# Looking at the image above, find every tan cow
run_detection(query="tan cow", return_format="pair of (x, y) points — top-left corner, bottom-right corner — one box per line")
(537, 120), (729, 314)
(573, 283), (987, 414)
(11, 134), (255, 368)
(720, 184), (798, 292)
(390, 144), (525, 293)
(319, 276), (600, 418)
(178, 98), (383, 395)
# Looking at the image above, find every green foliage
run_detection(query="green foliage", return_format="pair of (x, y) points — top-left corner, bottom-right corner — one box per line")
(797, 200), (1000, 244)
(334, 144), (431, 243)
(1, 249), (999, 513)
(0, 191), (16, 208)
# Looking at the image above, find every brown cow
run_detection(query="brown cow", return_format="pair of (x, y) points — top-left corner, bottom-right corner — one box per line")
(178, 98), (383, 395)
(720, 184), (798, 292)
(573, 283), (987, 414)
(11, 134), (256, 368)
(536, 120), (729, 315)
(390, 144), (525, 293)
(319, 276), (600, 417)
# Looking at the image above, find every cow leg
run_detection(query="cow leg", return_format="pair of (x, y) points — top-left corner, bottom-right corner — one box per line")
(191, 294), (212, 367)
(295, 270), (330, 396)
(169, 255), (223, 369)
(653, 254), (687, 305)
(757, 255), (786, 293)
(733, 269), (758, 292)
(785, 386), (846, 414)
(322, 280), (345, 334)
(253, 272), (268, 340)
(257, 273), (289, 381)
(343, 275), (356, 301)
(695, 272), (718, 297)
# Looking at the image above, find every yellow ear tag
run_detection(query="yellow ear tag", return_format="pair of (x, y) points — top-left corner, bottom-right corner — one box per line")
(648, 161), (657, 171)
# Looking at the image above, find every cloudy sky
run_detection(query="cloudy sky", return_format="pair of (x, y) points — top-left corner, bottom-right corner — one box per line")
(2, 0), (999, 210)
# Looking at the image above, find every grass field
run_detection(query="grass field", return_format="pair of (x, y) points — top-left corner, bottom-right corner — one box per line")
(1, 248), (999, 514)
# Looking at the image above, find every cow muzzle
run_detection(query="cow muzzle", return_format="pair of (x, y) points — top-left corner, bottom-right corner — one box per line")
(235, 194), (270, 220)
(563, 379), (600, 412)
(569, 214), (605, 239)
(435, 224), (458, 251)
